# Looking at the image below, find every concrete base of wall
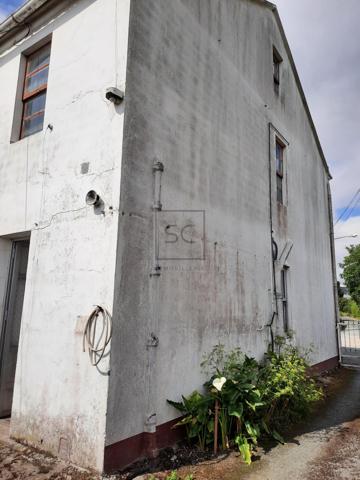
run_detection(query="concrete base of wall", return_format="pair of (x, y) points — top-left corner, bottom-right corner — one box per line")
(103, 355), (340, 473)
(308, 355), (339, 375)
(104, 418), (185, 473)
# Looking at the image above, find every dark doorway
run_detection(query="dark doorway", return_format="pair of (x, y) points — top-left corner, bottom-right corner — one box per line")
(0, 240), (30, 417)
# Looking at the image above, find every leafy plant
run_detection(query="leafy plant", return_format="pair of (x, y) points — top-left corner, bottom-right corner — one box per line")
(166, 472), (179, 480)
(259, 344), (323, 427)
(341, 244), (360, 306)
(339, 297), (360, 318)
(168, 342), (322, 465)
(167, 391), (214, 450)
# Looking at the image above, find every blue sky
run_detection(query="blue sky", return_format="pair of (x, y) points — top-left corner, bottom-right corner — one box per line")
(0, 1), (25, 21)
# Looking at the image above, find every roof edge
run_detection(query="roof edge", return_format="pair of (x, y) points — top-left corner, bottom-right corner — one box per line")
(0, 0), (50, 41)
(261, 0), (332, 179)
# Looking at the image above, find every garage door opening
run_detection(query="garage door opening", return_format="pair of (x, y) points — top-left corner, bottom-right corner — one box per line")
(0, 239), (30, 418)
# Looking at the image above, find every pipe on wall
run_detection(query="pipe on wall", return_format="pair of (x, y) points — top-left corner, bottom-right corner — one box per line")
(326, 181), (341, 361)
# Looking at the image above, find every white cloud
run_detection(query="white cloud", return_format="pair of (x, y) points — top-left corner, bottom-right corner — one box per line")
(275, 0), (360, 212)
(334, 215), (360, 281)
(274, 0), (360, 277)
(0, 8), (8, 22)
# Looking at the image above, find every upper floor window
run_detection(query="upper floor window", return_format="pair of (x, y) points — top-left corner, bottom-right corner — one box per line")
(273, 47), (282, 93)
(276, 139), (285, 203)
(20, 43), (51, 139)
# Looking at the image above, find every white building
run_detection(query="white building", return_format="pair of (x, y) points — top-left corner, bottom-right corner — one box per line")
(0, 0), (338, 473)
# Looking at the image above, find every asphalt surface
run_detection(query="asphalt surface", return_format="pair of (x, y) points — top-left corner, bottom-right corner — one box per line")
(228, 368), (360, 480)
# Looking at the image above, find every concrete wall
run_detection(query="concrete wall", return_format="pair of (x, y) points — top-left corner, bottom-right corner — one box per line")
(0, 0), (130, 470)
(106, 0), (337, 450)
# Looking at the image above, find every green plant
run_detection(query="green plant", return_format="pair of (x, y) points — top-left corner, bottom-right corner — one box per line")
(166, 472), (179, 480)
(341, 244), (360, 306)
(259, 344), (323, 427)
(167, 391), (214, 450)
(168, 342), (323, 465)
(156, 472), (194, 480)
(339, 297), (360, 318)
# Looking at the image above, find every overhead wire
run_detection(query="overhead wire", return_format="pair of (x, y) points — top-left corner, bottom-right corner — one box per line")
(334, 187), (360, 226)
(341, 194), (360, 224)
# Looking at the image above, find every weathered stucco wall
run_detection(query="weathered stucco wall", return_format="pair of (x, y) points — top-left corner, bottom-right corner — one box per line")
(0, 0), (130, 470)
(106, 0), (337, 452)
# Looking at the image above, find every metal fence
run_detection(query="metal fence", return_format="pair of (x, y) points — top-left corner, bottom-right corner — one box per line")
(338, 317), (360, 368)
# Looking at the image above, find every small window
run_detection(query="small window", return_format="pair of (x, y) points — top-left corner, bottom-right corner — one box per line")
(276, 140), (284, 203)
(273, 47), (282, 91)
(20, 43), (51, 139)
(281, 267), (289, 332)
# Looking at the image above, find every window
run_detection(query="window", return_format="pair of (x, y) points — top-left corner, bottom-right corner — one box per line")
(273, 47), (282, 92)
(281, 267), (289, 332)
(276, 139), (284, 203)
(20, 43), (51, 139)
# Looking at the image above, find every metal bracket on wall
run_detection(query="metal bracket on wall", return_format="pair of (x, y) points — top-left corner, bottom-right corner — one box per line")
(152, 161), (164, 211)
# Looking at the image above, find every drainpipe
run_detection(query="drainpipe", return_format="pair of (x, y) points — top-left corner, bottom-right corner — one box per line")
(327, 181), (341, 363)
(144, 160), (164, 454)
(267, 123), (278, 352)
(0, 0), (49, 40)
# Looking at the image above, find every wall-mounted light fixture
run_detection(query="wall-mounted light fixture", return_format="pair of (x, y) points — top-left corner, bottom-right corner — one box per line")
(85, 190), (101, 207)
(105, 87), (124, 105)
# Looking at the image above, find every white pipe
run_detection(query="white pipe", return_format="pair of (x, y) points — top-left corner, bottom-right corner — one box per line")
(0, 0), (49, 40)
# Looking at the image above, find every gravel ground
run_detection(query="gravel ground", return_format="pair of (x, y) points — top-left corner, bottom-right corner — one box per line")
(143, 368), (360, 480)
(0, 368), (359, 480)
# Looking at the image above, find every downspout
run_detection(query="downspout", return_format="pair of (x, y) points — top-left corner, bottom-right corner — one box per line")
(326, 181), (341, 362)
(267, 123), (278, 352)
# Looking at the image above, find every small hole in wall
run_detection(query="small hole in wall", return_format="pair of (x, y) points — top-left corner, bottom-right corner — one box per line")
(40, 439), (43, 444)
(80, 162), (89, 174)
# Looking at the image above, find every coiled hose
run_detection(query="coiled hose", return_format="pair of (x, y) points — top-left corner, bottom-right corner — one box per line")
(83, 305), (112, 366)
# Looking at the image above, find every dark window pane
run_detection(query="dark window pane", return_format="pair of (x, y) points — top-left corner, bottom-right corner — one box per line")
(276, 142), (283, 175)
(273, 61), (280, 84)
(27, 44), (50, 75)
(23, 92), (46, 118)
(276, 174), (283, 203)
(24, 67), (49, 96)
(281, 269), (289, 332)
(21, 111), (44, 138)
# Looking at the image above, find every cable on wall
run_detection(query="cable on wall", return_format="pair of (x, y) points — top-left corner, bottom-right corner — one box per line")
(83, 305), (112, 366)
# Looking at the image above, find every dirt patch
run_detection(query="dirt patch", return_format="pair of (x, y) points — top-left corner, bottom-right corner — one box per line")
(305, 418), (360, 479)
(114, 446), (222, 479)
(0, 440), (98, 480)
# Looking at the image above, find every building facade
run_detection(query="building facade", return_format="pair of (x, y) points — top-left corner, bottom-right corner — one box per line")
(0, 0), (338, 473)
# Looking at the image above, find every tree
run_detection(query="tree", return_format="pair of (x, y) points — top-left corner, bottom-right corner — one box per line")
(340, 244), (360, 306)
